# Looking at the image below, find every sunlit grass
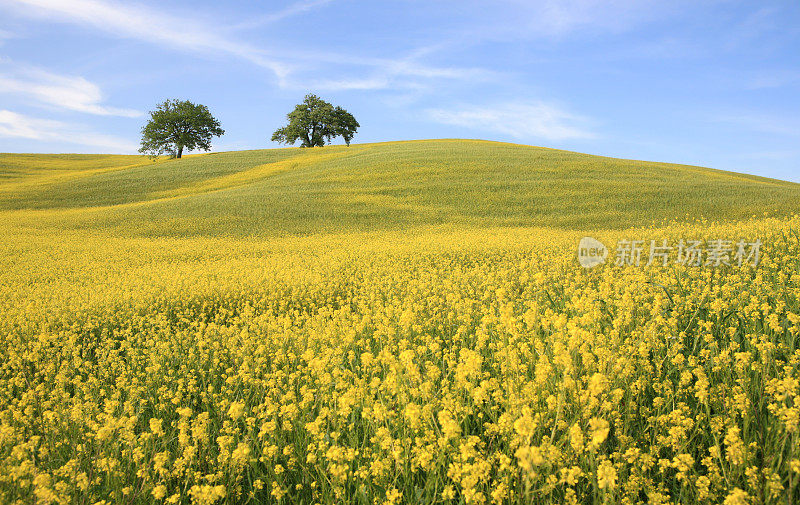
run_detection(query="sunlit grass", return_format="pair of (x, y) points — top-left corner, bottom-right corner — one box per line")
(2, 139), (798, 236)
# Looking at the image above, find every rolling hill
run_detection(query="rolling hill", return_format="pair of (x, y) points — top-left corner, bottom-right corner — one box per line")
(2, 139), (798, 238)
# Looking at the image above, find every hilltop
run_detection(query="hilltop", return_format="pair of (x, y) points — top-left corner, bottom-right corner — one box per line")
(2, 139), (798, 237)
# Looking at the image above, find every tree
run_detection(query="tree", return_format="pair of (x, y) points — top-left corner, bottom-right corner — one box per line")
(139, 99), (224, 159)
(271, 94), (359, 147)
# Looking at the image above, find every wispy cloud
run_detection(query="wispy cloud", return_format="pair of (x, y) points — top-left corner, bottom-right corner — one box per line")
(229, 0), (335, 31)
(451, 0), (682, 42)
(2, 0), (290, 80)
(1, 0), (488, 93)
(427, 101), (595, 141)
(275, 0), (678, 92)
(532, 0), (641, 36)
(280, 46), (499, 92)
(308, 76), (392, 92)
(0, 109), (138, 152)
(302, 61), (495, 92)
(0, 61), (141, 117)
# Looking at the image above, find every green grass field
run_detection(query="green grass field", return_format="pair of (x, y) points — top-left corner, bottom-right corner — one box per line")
(2, 139), (798, 237)
(2, 140), (800, 505)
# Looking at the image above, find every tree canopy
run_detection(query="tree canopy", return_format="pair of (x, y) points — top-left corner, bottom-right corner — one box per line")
(271, 94), (359, 147)
(139, 99), (224, 159)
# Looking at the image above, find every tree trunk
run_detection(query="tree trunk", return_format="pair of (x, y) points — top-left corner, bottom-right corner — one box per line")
(177, 145), (183, 159)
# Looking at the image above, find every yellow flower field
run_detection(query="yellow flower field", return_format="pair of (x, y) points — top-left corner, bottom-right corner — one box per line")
(1, 143), (799, 504)
(1, 215), (799, 505)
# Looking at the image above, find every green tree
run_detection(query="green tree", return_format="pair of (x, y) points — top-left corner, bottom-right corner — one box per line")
(139, 99), (224, 159)
(271, 94), (359, 147)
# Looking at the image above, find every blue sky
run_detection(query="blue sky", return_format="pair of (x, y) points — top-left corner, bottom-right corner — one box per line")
(0, 0), (798, 181)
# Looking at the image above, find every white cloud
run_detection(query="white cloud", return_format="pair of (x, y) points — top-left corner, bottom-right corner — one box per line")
(425, 0), (677, 43)
(0, 109), (138, 152)
(282, 49), (499, 92)
(0, 62), (141, 117)
(1, 0), (494, 94)
(2, 0), (290, 81)
(297, 61), (495, 92)
(229, 0), (336, 30)
(533, 0), (660, 36)
(309, 76), (393, 91)
(427, 102), (595, 141)
(278, 0), (670, 92)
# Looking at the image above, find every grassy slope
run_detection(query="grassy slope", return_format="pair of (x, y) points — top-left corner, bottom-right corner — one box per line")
(2, 139), (799, 238)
